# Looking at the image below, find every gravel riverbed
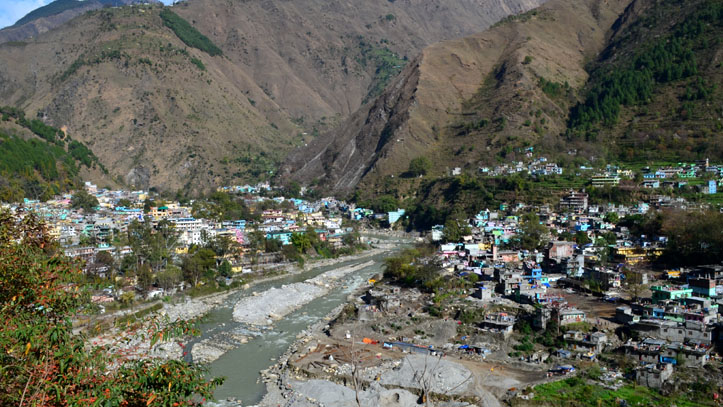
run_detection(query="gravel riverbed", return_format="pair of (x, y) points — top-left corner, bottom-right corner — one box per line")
(232, 261), (375, 326)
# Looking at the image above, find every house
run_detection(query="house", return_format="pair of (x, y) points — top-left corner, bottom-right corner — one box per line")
(473, 283), (494, 301)
(548, 241), (575, 263)
(563, 331), (608, 354)
(651, 285), (693, 303)
(387, 209), (406, 225)
(583, 268), (622, 290)
(615, 306), (640, 324)
(689, 278), (716, 297)
(591, 175), (621, 187)
(642, 180), (660, 189)
(558, 308), (586, 325)
(559, 191), (588, 213)
(431, 225), (444, 242)
(481, 312), (516, 338)
(630, 319), (714, 345)
(636, 363), (673, 389)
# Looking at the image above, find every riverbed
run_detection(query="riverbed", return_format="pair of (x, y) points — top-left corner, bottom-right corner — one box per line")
(188, 237), (410, 405)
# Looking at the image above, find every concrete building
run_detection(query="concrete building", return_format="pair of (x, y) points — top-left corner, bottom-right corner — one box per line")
(559, 191), (588, 213)
(651, 285), (693, 304)
(635, 363), (673, 389)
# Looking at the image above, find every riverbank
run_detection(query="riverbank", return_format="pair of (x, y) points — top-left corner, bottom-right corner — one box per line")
(89, 244), (399, 365)
(232, 260), (375, 326)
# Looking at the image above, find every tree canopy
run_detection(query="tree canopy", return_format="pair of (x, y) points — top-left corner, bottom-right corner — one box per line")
(71, 189), (99, 212)
(407, 156), (431, 177)
(0, 210), (222, 406)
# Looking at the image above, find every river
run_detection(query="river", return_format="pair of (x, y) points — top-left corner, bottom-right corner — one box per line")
(190, 236), (410, 405)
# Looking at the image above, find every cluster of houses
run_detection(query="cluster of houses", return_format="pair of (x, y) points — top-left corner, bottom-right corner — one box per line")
(3, 182), (376, 287)
(425, 190), (723, 390)
(613, 265), (723, 388)
(475, 154), (723, 198)
(479, 155), (563, 177)
(591, 160), (723, 194)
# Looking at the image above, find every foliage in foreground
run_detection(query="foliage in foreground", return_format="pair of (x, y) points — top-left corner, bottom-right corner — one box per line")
(0, 210), (222, 406)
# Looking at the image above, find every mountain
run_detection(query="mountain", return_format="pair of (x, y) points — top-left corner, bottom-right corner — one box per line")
(0, 0), (159, 45)
(0, 0), (545, 195)
(282, 0), (722, 196)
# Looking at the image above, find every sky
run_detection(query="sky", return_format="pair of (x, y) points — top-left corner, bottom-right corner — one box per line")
(0, 0), (174, 30)
(0, 0), (52, 29)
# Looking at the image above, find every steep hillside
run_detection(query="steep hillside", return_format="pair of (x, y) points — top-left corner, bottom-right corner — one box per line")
(568, 0), (723, 163)
(0, 106), (110, 201)
(0, 0), (545, 194)
(283, 0), (633, 194)
(172, 0), (546, 120)
(0, 0), (158, 44)
(283, 0), (722, 197)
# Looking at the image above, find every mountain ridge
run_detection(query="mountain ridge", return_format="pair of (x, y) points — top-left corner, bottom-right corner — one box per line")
(282, 0), (722, 198)
(0, 0), (546, 194)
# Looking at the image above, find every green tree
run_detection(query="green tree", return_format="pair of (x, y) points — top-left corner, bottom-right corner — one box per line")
(265, 238), (281, 253)
(218, 260), (232, 278)
(70, 189), (99, 212)
(408, 156), (431, 177)
(0, 210), (222, 405)
(371, 195), (399, 213)
(116, 198), (132, 208)
(443, 215), (471, 243)
(157, 265), (183, 291)
(182, 247), (216, 286)
(575, 231), (592, 246)
(137, 263), (154, 293)
(281, 243), (303, 264)
(515, 213), (549, 250)
(603, 212), (619, 224)
(291, 232), (312, 254)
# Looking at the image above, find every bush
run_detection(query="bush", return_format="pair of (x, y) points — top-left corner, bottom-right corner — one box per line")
(408, 156), (431, 177)
(0, 210), (223, 405)
(190, 57), (206, 71)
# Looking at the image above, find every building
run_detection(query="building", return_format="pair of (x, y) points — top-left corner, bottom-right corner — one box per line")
(630, 319), (714, 345)
(481, 313), (516, 338)
(559, 191), (588, 213)
(635, 363), (673, 389)
(563, 331), (608, 354)
(171, 218), (207, 246)
(651, 286), (693, 304)
(558, 308), (586, 325)
(615, 306), (640, 324)
(548, 241), (575, 263)
(688, 278), (716, 297)
(591, 175), (621, 187)
(387, 209), (406, 225)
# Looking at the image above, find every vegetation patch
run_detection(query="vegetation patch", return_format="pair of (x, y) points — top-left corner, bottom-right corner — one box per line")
(160, 8), (222, 56)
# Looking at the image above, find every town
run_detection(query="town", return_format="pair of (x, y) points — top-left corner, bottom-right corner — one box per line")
(260, 167), (722, 405)
(3, 159), (723, 406)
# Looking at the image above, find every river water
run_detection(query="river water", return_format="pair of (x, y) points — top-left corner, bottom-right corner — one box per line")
(192, 237), (409, 405)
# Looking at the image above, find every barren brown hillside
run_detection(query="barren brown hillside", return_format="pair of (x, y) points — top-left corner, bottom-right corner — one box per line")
(282, 0), (634, 194)
(0, 0), (544, 193)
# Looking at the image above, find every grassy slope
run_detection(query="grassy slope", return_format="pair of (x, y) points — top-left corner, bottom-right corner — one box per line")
(527, 377), (715, 407)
